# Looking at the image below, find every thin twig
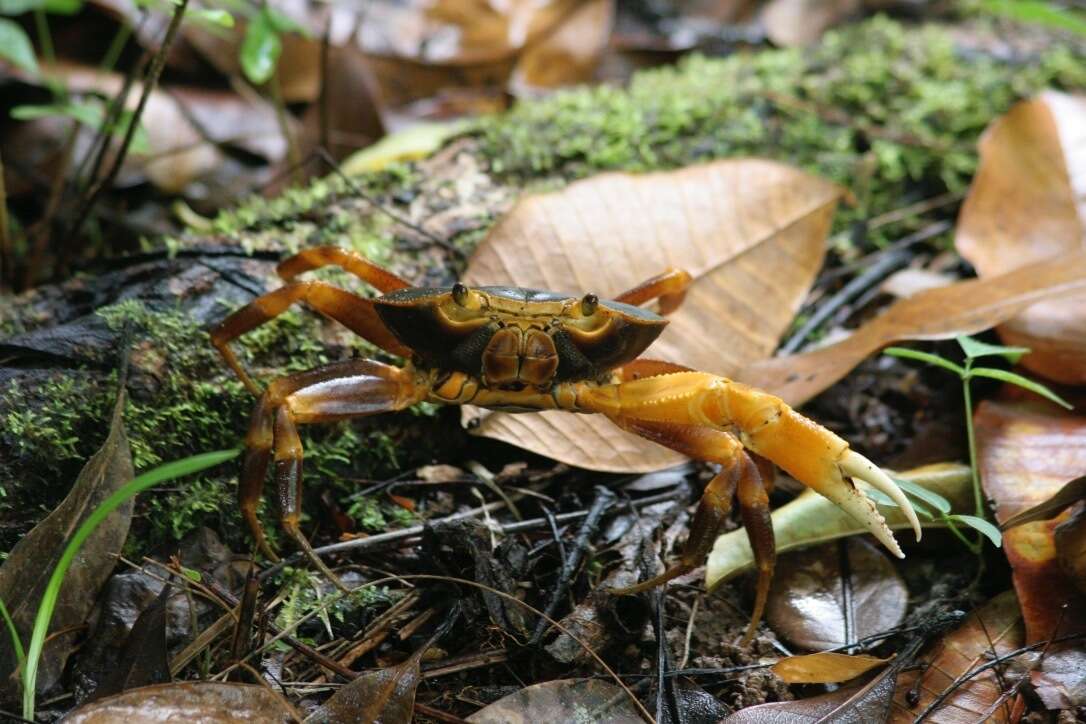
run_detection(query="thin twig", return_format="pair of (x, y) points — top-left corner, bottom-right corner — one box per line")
(260, 487), (686, 580)
(63, 0), (189, 248)
(530, 486), (617, 643)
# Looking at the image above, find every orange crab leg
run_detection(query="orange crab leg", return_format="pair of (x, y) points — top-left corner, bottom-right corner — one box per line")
(606, 419), (777, 642)
(241, 358), (426, 584)
(211, 281), (411, 395)
(572, 371), (922, 558)
(276, 245), (412, 291)
(613, 268), (693, 315)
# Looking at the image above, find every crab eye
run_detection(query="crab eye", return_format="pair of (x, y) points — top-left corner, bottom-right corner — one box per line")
(452, 282), (470, 306)
(581, 293), (598, 316)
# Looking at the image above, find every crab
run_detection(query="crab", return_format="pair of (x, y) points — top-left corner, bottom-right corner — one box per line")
(211, 245), (921, 641)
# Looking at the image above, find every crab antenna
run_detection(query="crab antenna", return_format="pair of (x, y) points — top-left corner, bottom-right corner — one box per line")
(840, 451), (922, 542)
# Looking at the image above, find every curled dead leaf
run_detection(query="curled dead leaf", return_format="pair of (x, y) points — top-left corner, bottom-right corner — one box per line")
(956, 92), (1086, 384)
(771, 651), (890, 684)
(463, 158), (844, 472)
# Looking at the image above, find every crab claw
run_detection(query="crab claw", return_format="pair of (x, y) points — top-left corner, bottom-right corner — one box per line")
(840, 450), (922, 543)
(713, 380), (921, 559)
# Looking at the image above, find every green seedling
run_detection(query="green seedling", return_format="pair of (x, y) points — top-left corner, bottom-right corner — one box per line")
(882, 334), (1072, 552)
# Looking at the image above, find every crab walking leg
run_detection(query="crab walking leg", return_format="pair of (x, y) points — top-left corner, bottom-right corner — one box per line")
(573, 372), (921, 557)
(613, 268), (694, 315)
(606, 419), (777, 642)
(276, 245), (412, 292)
(241, 359), (426, 584)
(211, 281), (411, 395)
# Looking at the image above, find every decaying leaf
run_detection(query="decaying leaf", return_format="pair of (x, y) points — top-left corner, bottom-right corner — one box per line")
(466, 678), (642, 724)
(739, 250), (1086, 407)
(86, 584), (171, 702)
(463, 159), (844, 471)
(891, 590), (1024, 723)
(772, 652), (889, 684)
(304, 639), (427, 723)
(975, 400), (1086, 642)
(955, 92), (1086, 384)
(1055, 505), (1086, 595)
(0, 391), (134, 700)
(761, 0), (863, 46)
(765, 539), (907, 651)
(707, 463), (973, 589)
(1001, 475), (1086, 530)
(62, 682), (296, 722)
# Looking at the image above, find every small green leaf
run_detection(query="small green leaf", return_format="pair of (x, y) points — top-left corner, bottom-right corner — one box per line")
(956, 335), (1030, 363)
(967, 367), (1073, 410)
(0, 18), (39, 74)
(0, 0), (43, 14)
(0, 595), (25, 669)
(12, 100), (101, 126)
(893, 476), (952, 514)
(180, 566), (202, 583)
(240, 9), (281, 84)
(190, 7), (234, 27)
(979, 0), (1086, 37)
(866, 487), (934, 520)
(42, 0), (82, 14)
(948, 514), (1003, 548)
(883, 347), (965, 377)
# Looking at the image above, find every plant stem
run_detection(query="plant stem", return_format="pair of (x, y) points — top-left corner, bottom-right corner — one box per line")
(962, 361), (984, 520)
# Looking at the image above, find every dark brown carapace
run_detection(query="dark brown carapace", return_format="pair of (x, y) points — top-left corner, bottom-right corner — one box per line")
(211, 245), (919, 643)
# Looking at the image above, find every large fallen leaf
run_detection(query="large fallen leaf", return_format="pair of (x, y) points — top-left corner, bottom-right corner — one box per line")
(62, 682), (296, 722)
(765, 539), (907, 651)
(86, 585), (171, 702)
(772, 651), (890, 684)
(739, 250), (1086, 408)
(0, 391), (134, 700)
(463, 159), (844, 471)
(974, 399), (1086, 709)
(891, 590), (1024, 723)
(707, 463), (972, 588)
(955, 92), (1086, 384)
(466, 678), (641, 723)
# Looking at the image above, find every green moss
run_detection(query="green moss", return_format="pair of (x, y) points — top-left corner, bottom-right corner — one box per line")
(481, 16), (1086, 247)
(346, 495), (417, 533)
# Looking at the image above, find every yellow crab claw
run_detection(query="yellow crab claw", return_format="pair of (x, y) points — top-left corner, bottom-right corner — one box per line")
(713, 379), (921, 558)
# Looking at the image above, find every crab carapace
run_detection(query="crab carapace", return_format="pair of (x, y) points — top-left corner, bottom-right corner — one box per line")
(211, 245), (921, 642)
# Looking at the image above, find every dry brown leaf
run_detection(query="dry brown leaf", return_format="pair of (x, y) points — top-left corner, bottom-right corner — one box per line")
(765, 538), (907, 651)
(975, 400), (1086, 711)
(891, 590), (1024, 723)
(510, 0), (614, 95)
(976, 400), (1086, 642)
(739, 250), (1086, 408)
(463, 159), (843, 471)
(955, 92), (1086, 384)
(761, 0), (864, 46)
(304, 632), (431, 723)
(466, 678), (642, 723)
(0, 391), (134, 699)
(772, 651), (890, 684)
(63, 682), (296, 722)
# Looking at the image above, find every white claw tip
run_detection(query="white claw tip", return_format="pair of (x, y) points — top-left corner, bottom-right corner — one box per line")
(841, 451), (922, 544)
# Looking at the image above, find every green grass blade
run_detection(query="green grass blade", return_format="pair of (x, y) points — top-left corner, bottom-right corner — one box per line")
(22, 448), (239, 719)
(0, 595), (25, 670)
(883, 347), (965, 377)
(967, 368), (1073, 410)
